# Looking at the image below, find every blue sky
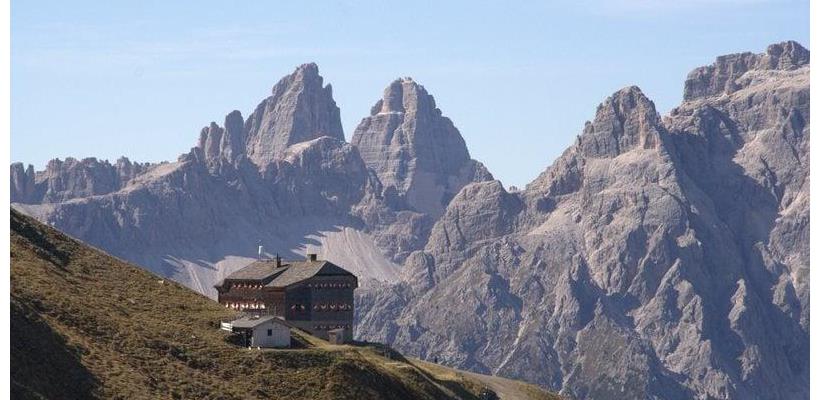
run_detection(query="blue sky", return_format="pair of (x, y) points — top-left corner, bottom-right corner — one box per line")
(12, 0), (809, 188)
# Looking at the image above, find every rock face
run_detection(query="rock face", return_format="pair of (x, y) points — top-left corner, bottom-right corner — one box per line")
(243, 63), (345, 168)
(10, 162), (36, 203)
(9, 64), (469, 296)
(355, 41), (809, 400)
(683, 41), (809, 100)
(10, 157), (153, 204)
(352, 78), (492, 218)
(10, 42), (810, 400)
(194, 63), (344, 170)
(196, 110), (245, 165)
(576, 85), (665, 158)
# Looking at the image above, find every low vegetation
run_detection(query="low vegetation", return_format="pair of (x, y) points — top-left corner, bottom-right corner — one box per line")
(10, 209), (558, 400)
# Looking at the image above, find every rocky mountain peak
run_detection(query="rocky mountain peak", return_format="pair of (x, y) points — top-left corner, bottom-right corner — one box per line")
(577, 85), (665, 158)
(271, 63), (322, 97)
(222, 110), (245, 160)
(195, 110), (245, 165)
(684, 40), (810, 101)
(197, 122), (224, 160)
(764, 40), (810, 69)
(372, 77), (436, 115)
(11, 156), (153, 204)
(296, 62), (320, 74)
(243, 63), (344, 168)
(9, 41), (809, 400)
(10, 162), (36, 203)
(352, 78), (491, 217)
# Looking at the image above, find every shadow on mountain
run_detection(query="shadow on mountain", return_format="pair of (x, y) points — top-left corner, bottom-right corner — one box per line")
(11, 297), (98, 399)
(670, 105), (809, 391)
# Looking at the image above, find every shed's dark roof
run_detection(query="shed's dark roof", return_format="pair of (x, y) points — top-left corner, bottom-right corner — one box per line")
(216, 259), (356, 288)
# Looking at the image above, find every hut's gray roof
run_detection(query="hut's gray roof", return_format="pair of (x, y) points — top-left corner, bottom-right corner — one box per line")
(223, 261), (288, 280)
(229, 315), (285, 329)
(216, 259), (355, 288)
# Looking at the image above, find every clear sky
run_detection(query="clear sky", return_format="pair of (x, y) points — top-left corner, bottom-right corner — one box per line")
(12, 0), (809, 188)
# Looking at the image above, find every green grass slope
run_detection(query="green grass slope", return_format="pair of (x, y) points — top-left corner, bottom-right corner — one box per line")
(10, 209), (558, 400)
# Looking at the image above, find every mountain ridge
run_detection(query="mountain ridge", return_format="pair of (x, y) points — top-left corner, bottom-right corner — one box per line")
(11, 208), (556, 400)
(356, 41), (809, 399)
(10, 40), (810, 399)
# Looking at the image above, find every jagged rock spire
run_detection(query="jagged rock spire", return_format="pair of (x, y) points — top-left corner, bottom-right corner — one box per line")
(577, 86), (665, 158)
(11, 157), (151, 204)
(243, 63), (344, 167)
(193, 63), (344, 168)
(10, 163), (36, 203)
(351, 77), (491, 217)
(196, 110), (246, 164)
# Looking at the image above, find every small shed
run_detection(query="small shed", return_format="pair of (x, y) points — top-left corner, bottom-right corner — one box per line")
(327, 328), (349, 345)
(228, 315), (290, 348)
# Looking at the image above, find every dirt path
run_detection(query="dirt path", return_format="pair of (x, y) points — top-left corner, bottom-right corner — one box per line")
(309, 338), (557, 400)
(408, 358), (556, 400)
(459, 369), (539, 400)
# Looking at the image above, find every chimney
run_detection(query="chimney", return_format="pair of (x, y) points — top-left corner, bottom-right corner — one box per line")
(258, 245), (264, 260)
(275, 253), (282, 267)
(307, 253), (317, 262)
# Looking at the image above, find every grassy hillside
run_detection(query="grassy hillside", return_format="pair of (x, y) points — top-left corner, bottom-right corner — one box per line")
(10, 209), (558, 400)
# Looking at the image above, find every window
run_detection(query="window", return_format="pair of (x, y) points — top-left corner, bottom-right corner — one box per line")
(267, 329), (272, 336)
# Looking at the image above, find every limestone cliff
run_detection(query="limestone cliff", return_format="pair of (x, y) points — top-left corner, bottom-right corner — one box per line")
(10, 42), (810, 400)
(356, 41), (809, 400)
(352, 78), (492, 218)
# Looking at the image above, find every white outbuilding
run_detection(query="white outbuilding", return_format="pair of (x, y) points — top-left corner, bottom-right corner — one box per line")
(226, 315), (291, 348)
